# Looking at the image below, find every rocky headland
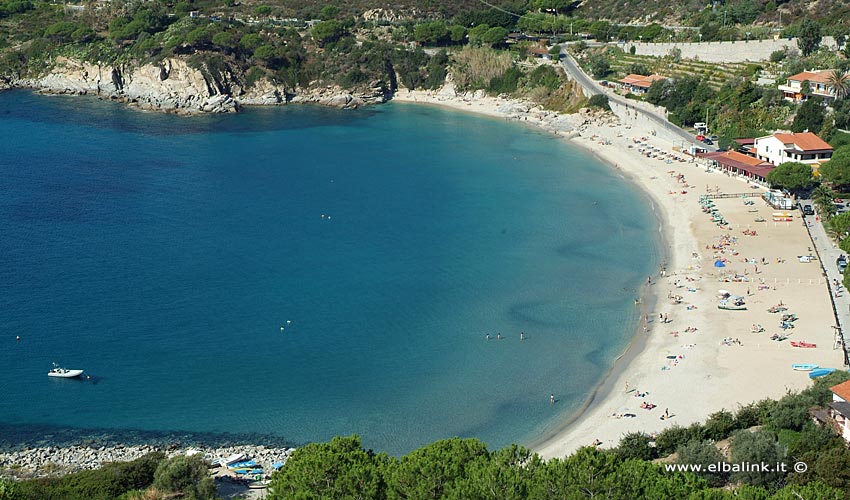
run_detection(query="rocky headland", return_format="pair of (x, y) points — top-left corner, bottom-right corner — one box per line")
(6, 56), (387, 115)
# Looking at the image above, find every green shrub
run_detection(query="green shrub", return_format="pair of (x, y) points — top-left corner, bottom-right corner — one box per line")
(526, 64), (561, 91)
(588, 93), (610, 110)
(655, 425), (690, 456)
(703, 409), (736, 441)
(767, 393), (815, 431)
(616, 432), (657, 461)
(733, 403), (761, 429)
(676, 440), (726, 487)
(488, 65), (522, 93)
(729, 429), (786, 487)
(152, 455), (215, 500)
(770, 50), (787, 63)
(13, 452), (165, 500)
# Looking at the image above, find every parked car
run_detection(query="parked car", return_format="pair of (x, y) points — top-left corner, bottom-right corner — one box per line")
(803, 204), (815, 216)
(709, 135), (718, 141)
(696, 134), (706, 141)
(838, 255), (848, 274)
(702, 138), (714, 145)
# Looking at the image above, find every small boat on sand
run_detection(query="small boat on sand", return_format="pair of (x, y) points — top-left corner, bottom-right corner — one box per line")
(48, 363), (84, 378)
(790, 341), (817, 348)
(227, 460), (257, 469)
(809, 368), (837, 378)
(792, 364), (818, 371)
(223, 453), (247, 466)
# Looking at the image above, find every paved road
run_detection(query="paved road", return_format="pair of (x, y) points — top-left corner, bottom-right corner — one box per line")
(801, 203), (850, 366)
(558, 52), (708, 152)
(557, 54), (850, 366)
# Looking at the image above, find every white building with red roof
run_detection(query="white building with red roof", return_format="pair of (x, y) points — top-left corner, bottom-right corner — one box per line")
(753, 132), (834, 170)
(829, 380), (850, 443)
(778, 69), (837, 102)
(616, 74), (667, 94)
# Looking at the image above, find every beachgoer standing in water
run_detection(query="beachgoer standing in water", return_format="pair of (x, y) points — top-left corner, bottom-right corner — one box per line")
(550, 394), (555, 404)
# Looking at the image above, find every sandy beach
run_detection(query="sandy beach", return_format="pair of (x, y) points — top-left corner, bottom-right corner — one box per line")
(392, 85), (844, 458)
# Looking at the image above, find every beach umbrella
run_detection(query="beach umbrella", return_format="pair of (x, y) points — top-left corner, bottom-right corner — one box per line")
(714, 260), (726, 267)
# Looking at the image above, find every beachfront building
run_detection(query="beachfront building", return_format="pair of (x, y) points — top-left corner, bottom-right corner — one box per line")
(697, 150), (775, 183)
(753, 132), (834, 173)
(616, 74), (668, 95)
(828, 380), (850, 443)
(778, 70), (837, 102)
(733, 138), (756, 155)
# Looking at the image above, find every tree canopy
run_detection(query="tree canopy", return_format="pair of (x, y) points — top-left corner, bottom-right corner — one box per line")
(765, 162), (816, 192)
(791, 97), (825, 133)
(819, 146), (850, 190)
(797, 19), (822, 56)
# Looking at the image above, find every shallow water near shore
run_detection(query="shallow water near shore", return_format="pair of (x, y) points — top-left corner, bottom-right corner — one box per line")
(0, 91), (659, 455)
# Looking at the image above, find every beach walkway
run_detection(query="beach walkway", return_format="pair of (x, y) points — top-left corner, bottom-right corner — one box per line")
(803, 208), (850, 365)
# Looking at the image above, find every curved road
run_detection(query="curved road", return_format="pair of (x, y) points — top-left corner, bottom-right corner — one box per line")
(558, 51), (850, 365)
(558, 51), (708, 151)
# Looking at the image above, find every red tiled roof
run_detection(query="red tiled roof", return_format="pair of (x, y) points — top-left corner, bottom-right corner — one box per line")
(773, 132), (833, 152)
(618, 74), (667, 89)
(832, 379), (850, 402)
(734, 138), (755, 145)
(698, 151), (775, 179)
(786, 70), (835, 84)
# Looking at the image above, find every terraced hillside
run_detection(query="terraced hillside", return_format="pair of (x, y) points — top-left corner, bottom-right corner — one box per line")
(609, 51), (753, 90)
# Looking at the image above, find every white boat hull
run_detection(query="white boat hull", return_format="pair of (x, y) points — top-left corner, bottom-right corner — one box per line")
(48, 369), (84, 378)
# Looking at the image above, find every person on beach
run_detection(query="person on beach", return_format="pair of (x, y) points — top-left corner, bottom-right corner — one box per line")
(486, 334), (491, 340)
(647, 276), (652, 285)
(550, 394), (555, 404)
(497, 333), (502, 340)
(520, 332), (525, 340)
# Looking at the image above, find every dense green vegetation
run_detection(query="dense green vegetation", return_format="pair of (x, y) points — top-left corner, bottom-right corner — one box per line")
(6, 373), (849, 499)
(1, 453), (216, 500)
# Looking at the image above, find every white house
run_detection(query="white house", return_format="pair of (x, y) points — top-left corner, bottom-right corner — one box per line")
(616, 74), (668, 95)
(753, 132), (833, 170)
(778, 70), (837, 102)
(829, 380), (850, 443)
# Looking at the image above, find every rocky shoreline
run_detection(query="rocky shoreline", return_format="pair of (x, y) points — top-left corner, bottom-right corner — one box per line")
(6, 56), (387, 115)
(0, 443), (292, 480)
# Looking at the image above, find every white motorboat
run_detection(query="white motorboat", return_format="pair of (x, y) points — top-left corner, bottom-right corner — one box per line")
(48, 363), (84, 378)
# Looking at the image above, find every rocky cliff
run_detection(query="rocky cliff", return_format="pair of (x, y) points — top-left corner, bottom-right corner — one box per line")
(13, 57), (387, 114)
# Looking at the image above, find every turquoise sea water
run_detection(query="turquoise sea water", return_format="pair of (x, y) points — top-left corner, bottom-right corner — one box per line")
(0, 91), (659, 455)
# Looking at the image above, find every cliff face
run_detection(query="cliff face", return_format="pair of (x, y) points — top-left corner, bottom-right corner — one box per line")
(14, 57), (387, 114)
